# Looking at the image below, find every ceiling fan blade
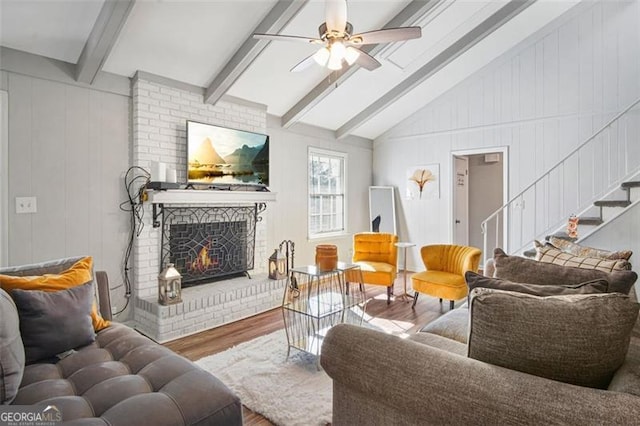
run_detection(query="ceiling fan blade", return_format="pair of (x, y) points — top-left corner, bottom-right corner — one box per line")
(350, 27), (422, 45)
(290, 53), (318, 73)
(253, 33), (322, 44)
(354, 50), (381, 71)
(325, 0), (347, 33)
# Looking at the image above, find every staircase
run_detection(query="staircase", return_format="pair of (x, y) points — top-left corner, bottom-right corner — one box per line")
(481, 96), (640, 265)
(521, 178), (640, 258)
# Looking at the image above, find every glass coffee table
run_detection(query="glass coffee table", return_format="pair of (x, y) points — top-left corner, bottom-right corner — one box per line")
(282, 262), (366, 364)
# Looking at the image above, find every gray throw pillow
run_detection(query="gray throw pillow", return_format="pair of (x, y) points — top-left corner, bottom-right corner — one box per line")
(11, 283), (95, 364)
(0, 288), (25, 404)
(465, 271), (609, 297)
(468, 288), (639, 389)
(493, 248), (637, 294)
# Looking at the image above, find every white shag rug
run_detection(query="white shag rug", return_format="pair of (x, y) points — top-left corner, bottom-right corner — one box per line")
(196, 329), (332, 426)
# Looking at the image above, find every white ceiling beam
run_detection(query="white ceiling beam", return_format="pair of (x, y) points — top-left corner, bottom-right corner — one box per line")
(335, 0), (535, 139)
(204, 0), (309, 105)
(281, 0), (441, 129)
(76, 0), (135, 84)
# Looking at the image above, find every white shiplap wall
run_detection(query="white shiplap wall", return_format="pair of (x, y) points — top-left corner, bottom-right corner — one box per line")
(5, 72), (130, 283)
(373, 0), (640, 270)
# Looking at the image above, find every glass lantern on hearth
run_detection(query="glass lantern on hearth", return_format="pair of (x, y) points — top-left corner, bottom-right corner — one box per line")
(268, 249), (287, 280)
(158, 263), (182, 305)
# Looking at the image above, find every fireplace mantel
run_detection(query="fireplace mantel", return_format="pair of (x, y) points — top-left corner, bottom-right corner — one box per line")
(147, 189), (277, 205)
(147, 189), (275, 228)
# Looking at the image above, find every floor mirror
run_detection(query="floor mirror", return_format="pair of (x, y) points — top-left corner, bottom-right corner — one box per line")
(369, 186), (397, 235)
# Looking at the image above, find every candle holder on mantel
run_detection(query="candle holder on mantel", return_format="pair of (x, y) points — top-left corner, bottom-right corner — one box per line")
(158, 263), (182, 305)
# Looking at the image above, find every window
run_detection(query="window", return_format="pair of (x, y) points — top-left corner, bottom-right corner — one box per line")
(308, 148), (347, 238)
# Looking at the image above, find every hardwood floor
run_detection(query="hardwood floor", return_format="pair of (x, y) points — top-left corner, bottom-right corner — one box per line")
(164, 275), (459, 425)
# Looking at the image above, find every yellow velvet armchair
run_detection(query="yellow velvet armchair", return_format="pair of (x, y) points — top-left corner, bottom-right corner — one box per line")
(411, 244), (481, 310)
(350, 233), (398, 305)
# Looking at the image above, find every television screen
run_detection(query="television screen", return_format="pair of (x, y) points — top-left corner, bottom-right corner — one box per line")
(187, 120), (269, 186)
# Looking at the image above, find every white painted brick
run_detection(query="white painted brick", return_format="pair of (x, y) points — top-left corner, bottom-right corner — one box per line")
(137, 81), (159, 92)
(184, 309), (210, 320)
(160, 87), (181, 97)
(143, 98), (160, 107)
(171, 96), (191, 106)
(150, 92), (171, 102)
(149, 105), (171, 115)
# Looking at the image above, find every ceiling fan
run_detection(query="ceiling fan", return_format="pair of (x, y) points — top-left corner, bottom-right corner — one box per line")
(253, 0), (422, 72)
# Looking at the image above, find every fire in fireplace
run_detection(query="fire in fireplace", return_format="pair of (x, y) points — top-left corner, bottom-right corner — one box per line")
(169, 221), (249, 286)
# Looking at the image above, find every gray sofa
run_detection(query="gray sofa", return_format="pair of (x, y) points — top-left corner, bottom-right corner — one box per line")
(322, 308), (640, 425)
(0, 258), (242, 425)
(322, 248), (640, 425)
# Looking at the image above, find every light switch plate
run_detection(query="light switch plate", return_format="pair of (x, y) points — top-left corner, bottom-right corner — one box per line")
(16, 197), (37, 214)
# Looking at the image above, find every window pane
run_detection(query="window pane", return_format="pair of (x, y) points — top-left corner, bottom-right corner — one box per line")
(308, 149), (346, 236)
(310, 216), (320, 234)
(322, 196), (333, 213)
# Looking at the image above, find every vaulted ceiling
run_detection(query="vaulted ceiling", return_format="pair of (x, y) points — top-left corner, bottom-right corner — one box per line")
(0, 0), (580, 139)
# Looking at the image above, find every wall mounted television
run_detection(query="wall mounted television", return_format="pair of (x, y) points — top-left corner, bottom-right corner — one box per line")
(186, 120), (269, 186)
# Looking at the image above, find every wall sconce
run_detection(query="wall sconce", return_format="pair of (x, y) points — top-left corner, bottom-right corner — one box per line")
(268, 249), (287, 280)
(158, 263), (182, 305)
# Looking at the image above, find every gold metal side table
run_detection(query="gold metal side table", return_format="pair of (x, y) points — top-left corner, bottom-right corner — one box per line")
(282, 262), (366, 363)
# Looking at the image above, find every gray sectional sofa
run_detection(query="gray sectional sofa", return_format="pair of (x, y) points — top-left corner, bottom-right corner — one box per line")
(321, 250), (640, 425)
(0, 258), (242, 425)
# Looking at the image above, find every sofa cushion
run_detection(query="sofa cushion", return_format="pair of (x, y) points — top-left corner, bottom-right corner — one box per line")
(535, 241), (631, 272)
(465, 271), (609, 297)
(0, 288), (25, 404)
(468, 288), (639, 389)
(0, 257), (110, 331)
(420, 307), (469, 344)
(548, 236), (633, 261)
(493, 248), (637, 294)
(12, 282), (95, 364)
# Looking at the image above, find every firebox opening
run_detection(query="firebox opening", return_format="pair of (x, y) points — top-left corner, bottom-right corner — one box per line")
(169, 220), (249, 287)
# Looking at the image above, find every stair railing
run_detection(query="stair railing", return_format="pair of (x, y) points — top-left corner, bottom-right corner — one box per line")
(481, 96), (640, 266)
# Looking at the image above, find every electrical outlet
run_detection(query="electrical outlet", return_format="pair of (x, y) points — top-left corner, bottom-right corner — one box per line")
(15, 197), (37, 214)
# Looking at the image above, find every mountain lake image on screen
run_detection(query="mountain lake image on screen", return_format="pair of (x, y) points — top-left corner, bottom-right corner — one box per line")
(187, 120), (269, 186)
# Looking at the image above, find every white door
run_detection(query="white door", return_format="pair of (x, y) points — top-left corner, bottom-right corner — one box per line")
(453, 156), (469, 245)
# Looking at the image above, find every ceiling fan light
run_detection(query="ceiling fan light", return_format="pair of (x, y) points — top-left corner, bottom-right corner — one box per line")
(327, 55), (343, 70)
(313, 47), (330, 66)
(330, 41), (346, 59)
(344, 46), (360, 65)
(328, 42), (345, 70)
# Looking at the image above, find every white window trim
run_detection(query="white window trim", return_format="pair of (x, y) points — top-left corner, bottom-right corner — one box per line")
(308, 146), (348, 240)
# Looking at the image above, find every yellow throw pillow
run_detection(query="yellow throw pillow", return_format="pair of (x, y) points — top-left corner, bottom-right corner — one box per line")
(0, 257), (111, 331)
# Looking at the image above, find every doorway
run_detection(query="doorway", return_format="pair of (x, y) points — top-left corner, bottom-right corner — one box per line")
(451, 147), (508, 258)
(453, 156), (469, 245)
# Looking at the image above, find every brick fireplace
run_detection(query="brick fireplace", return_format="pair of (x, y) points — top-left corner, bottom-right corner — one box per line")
(131, 73), (284, 342)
